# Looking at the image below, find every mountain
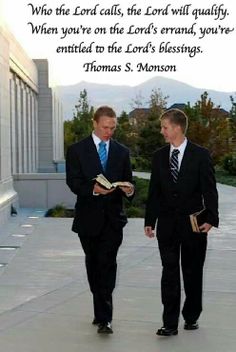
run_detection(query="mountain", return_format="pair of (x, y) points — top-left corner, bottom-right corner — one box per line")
(57, 77), (235, 120)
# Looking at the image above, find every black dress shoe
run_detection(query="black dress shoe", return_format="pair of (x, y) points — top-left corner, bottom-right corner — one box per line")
(156, 327), (178, 336)
(184, 321), (199, 330)
(97, 322), (113, 334)
(92, 318), (100, 325)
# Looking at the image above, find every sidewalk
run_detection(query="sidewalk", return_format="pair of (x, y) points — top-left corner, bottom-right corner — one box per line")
(0, 183), (235, 352)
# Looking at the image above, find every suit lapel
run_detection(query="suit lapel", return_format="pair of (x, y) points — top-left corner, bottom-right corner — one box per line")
(105, 139), (117, 178)
(86, 135), (103, 174)
(163, 141), (194, 184)
(178, 141), (194, 181)
(162, 145), (173, 183)
(85, 136), (118, 177)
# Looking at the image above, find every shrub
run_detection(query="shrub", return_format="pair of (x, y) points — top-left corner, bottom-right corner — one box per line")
(126, 206), (144, 218)
(45, 204), (67, 217)
(131, 156), (151, 171)
(124, 176), (149, 217)
(222, 153), (236, 175)
(46, 177), (150, 219)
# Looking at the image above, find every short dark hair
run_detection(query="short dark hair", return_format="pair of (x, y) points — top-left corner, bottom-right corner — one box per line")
(160, 109), (188, 133)
(93, 106), (116, 122)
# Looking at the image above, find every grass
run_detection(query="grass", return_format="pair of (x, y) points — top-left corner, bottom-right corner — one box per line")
(215, 169), (236, 187)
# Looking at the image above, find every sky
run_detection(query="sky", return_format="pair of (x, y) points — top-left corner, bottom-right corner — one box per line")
(0, 0), (236, 92)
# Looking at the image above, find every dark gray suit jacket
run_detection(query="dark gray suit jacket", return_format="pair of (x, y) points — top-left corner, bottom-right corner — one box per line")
(66, 135), (133, 237)
(145, 141), (219, 229)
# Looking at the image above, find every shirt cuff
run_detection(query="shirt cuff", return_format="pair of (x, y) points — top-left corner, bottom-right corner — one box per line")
(126, 189), (134, 197)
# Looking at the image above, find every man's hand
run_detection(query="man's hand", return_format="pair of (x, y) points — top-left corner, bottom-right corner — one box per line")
(93, 183), (116, 195)
(119, 183), (134, 196)
(144, 226), (155, 238)
(199, 223), (212, 233)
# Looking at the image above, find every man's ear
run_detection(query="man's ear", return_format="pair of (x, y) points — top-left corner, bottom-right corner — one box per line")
(176, 124), (182, 133)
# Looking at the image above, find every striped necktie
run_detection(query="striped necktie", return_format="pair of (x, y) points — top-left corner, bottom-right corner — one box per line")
(170, 149), (180, 183)
(98, 141), (107, 171)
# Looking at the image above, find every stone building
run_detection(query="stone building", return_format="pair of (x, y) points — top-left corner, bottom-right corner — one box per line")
(0, 26), (63, 224)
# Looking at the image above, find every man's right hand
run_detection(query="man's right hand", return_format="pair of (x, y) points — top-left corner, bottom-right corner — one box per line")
(144, 226), (155, 238)
(93, 183), (116, 195)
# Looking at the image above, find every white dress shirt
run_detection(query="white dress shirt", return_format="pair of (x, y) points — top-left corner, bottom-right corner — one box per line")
(170, 138), (188, 170)
(92, 132), (133, 196)
(92, 132), (110, 154)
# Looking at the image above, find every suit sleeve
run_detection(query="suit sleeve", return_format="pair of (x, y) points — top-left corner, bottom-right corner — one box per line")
(200, 150), (219, 227)
(123, 149), (133, 183)
(66, 145), (94, 197)
(144, 153), (160, 228)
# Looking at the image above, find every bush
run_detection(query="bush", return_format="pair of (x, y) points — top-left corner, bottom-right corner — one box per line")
(124, 176), (149, 217)
(46, 177), (150, 219)
(45, 204), (66, 217)
(126, 206), (144, 218)
(45, 204), (74, 217)
(222, 153), (236, 175)
(215, 168), (236, 187)
(131, 156), (151, 171)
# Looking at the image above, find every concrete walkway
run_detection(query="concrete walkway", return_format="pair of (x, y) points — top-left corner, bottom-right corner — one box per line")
(0, 183), (235, 352)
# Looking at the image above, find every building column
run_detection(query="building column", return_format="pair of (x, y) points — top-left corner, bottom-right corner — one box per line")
(34, 59), (56, 172)
(9, 72), (16, 174)
(26, 86), (32, 172)
(15, 77), (23, 173)
(29, 91), (37, 172)
(0, 29), (17, 224)
(21, 82), (28, 173)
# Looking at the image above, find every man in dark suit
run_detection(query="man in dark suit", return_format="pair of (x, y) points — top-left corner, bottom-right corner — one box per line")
(66, 106), (134, 334)
(144, 109), (219, 336)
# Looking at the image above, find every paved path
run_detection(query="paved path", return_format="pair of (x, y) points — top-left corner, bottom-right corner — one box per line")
(0, 183), (235, 352)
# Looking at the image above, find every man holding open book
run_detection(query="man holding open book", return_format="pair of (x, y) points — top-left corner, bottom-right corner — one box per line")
(66, 106), (134, 334)
(144, 109), (219, 336)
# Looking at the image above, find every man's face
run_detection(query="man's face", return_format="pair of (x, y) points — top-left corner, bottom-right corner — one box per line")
(93, 115), (117, 141)
(160, 118), (181, 144)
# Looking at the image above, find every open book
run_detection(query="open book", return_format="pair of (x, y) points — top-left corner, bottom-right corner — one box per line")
(189, 208), (207, 232)
(94, 174), (131, 190)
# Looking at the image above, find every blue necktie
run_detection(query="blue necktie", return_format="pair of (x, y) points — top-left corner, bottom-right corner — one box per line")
(98, 141), (107, 171)
(170, 149), (180, 183)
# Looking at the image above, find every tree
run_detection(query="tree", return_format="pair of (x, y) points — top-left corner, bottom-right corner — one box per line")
(136, 89), (169, 170)
(229, 95), (236, 152)
(72, 89), (94, 141)
(147, 88), (169, 117)
(230, 94), (236, 122)
(185, 92), (233, 164)
(64, 89), (94, 154)
(130, 91), (145, 109)
(114, 111), (136, 151)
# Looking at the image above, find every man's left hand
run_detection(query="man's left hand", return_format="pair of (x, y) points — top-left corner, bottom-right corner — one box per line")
(199, 223), (212, 233)
(119, 183), (134, 196)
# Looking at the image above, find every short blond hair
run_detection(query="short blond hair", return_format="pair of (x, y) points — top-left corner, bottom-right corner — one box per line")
(93, 106), (116, 122)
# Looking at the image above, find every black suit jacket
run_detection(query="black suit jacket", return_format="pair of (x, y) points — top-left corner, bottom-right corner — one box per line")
(145, 141), (219, 229)
(66, 135), (133, 236)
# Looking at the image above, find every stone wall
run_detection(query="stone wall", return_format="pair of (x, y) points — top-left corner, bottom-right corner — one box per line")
(0, 26), (64, 224)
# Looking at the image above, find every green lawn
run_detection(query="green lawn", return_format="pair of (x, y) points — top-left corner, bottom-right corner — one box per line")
(215, 169), (236, 187)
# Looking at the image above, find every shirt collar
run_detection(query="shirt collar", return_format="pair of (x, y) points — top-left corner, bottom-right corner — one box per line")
(170, 137), (187, 154)
(92, 132), (110, 149)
